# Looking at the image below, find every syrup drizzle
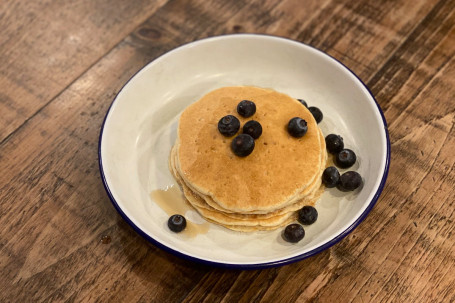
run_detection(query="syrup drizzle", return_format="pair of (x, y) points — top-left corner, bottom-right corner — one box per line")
(151, 185), (209, 237)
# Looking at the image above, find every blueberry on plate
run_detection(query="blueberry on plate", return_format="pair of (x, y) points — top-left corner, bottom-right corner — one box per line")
(338, 171), (363, 191)
(335, 149), (357, 168)
(231, 134), (255, 157)
(168, 214), (187, 232)
(308, 106), (323, 123)
(298, 206), (318, 225)
(325, 134), (344, 154)
(237, 100), (256, 117)
(297, 99), (308, 108)
(243, 120), (262, 139)
(287, 117), (308, 138)
(283, 224), (305, 243)
(218, 115), (240, 137)
(322, 166), (340, 188)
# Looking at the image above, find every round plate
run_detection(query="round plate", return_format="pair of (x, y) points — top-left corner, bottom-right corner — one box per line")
(99, 34), (390, 269)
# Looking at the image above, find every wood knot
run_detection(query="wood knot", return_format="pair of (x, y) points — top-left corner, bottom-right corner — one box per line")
(137, 28), (162, 40)
(101, 235), (111, 244)
(232, 25), (243, 32)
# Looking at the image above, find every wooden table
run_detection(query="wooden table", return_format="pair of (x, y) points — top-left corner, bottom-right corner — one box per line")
(1, 0), (454, 302)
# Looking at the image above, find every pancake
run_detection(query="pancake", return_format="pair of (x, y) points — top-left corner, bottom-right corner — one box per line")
(173, 164), (324, 228)
(176, 86), (323, 213)
(168, 86), (327, 231)
(169, 141), (326, 230)
(207, 186), (325, 232)
(170, 130), (327, 217)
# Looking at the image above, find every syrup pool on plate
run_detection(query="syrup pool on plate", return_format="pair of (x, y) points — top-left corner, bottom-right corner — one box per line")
(150, 185), (209, 237)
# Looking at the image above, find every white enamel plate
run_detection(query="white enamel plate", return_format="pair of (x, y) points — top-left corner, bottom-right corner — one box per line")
(99, 34), (390, 268)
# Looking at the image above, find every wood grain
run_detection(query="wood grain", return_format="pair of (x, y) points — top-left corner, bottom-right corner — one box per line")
(0, 0), (167, 143)
(1, 0), (454, 302)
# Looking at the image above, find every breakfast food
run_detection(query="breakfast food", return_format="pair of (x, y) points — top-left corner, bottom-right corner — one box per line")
(298, 206), (318, 225)
(338, 171), (362, 191)
(323, 133), (362, 192)
(322, 166), (341, 188)
(325, 134), (344, 154)
(218, 115), (240, 137)
(168, 214), (187, 232)
(308, 106), (323, 123)
(297, 99), (308, 108)
(287, 117), (308, 138)
(230, 134), (255, 157)
(237, 100), (256, 117)
(283, 224), (305, 243)
(335, 149), (357, 168)
(169, 86), (327, 231)
(242, 120), (262, 139)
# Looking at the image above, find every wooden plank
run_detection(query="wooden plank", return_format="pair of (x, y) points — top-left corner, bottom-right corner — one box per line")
(368, 0), (455, 119)
(0, 0), (168, 143)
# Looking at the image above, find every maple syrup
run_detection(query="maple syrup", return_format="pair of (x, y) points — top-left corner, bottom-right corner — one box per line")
(151, 185), (209, 237)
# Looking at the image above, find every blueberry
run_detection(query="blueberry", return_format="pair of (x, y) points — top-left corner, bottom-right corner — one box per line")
(243, 120), (262, 139)
(298, 206), (318, 225)
(218, 115), (240, 137)
(325, 134), (344, 154)
(308, 106), (323, 123)
(237, 100), (256, 117)
(322, 166), (340, 188)
(168, 214), (187, 232)
(338, 171), (362, 191)
(297, 99), (308, 108)
(335, 149), (357, 168)
(287, 117), (308, 138)
(283, 224), (305, 243)
(231, 134), (255, 157)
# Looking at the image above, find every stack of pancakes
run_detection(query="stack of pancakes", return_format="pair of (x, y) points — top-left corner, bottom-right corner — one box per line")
(169, 86), (327, 231)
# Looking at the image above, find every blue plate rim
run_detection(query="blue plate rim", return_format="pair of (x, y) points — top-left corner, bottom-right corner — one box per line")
(98, 33), (390, 270)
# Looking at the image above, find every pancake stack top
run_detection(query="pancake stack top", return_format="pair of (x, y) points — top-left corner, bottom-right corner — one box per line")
(169, 86), (326, 231)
